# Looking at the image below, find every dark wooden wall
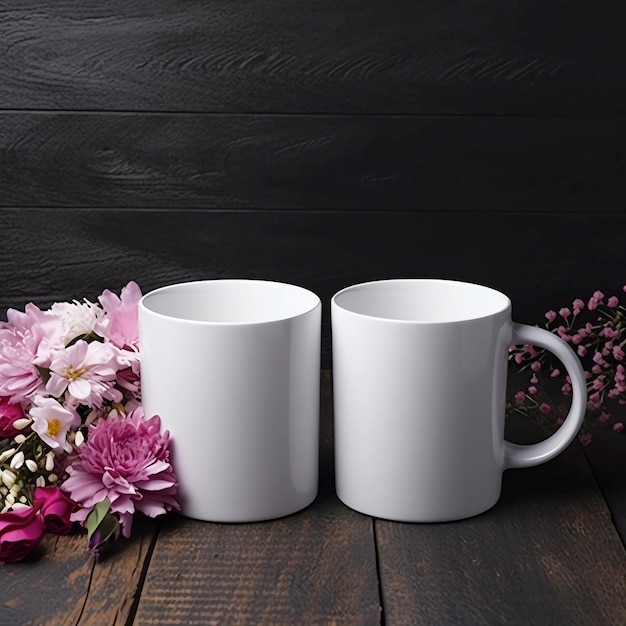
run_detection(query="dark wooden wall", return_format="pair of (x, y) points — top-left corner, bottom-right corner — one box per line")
(1, 1), (625, 365)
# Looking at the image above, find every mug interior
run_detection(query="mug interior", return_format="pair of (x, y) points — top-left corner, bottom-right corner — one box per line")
(141, 280), (320, 324)
(333, 279), (511, 323)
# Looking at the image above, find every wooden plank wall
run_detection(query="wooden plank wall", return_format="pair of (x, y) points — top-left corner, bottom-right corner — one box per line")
(1, 1), (625, 366)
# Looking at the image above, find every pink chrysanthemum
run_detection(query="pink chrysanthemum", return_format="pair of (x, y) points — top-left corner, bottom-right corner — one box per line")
(61, 407), (178, 537)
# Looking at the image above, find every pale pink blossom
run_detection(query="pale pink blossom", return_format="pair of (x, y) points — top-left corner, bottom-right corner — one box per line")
(545, 310), (557, 323)
(29, 396), (79, 453)
(608, 296), (619, 308)
(613, 346), (625, 361)
(539, 403), (551, 415)
(592, 351), (605, 365)
(514, 391), (526, 405)
(559, 307), (571, 320)
(0, 305), (64, 402)
(571, 334), (583, 345)
(62, 407), (178, 537)
(95, 282), (142, 350)
(562, 382), (572, 395)
(578, 345), (587, 357)
(550, 368), (560, 378)
(528, 386), (537, 395)
(572, 299), (585, 312)
(46, 340), (121, 407)
(530, 361), (541, 372)
(614, 422), (624, 432)
(579, 433), (592, 446)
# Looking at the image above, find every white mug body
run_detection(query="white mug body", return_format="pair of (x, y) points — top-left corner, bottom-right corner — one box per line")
(331, 279), (587, 522)
(139, 279), (321, 522)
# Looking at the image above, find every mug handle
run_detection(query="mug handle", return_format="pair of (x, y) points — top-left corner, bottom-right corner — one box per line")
(505, 322), (588, 469)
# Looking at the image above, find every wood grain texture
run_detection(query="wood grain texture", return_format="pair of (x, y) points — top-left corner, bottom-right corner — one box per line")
(375, 418), (626, 625)
(2, 517), (158, 626)
(583, 424), (626, 548)
(1, 1), (625, 114)
(1, 208), (625, 367)
(1, 112), (625, 210)
(133, 371), (382, 625)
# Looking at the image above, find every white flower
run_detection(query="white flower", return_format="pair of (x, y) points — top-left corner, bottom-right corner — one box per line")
(51, 299), (105, 343)
(29, 396), (79, 453)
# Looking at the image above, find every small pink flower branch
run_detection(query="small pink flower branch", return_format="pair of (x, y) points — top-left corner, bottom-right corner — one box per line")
(509, 286), (626, 446)
(0, 282), (179, 564)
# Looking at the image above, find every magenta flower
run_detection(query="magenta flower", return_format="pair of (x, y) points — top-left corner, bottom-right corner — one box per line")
(0, 506), (45, 564)
(61, 407), (178, 537)
(95, 281), (142, 350)
(579, 433), (592, 446)
(539, 403), (552, 415)
(614, 422), (624, 432)
(514, 391), (526, 405)
(46, 340), (121, 407)
(29, 396), (79, 452)
(0, 398), (27, 438)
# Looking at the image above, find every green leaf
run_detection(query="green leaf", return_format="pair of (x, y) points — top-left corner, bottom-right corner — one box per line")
(86, 498), (111, 540)
(35, 365), (51, 384)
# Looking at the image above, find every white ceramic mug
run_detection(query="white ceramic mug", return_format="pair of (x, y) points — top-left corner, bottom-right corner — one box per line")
(331, 279), (587, 522)
(139, 279), (321, 522)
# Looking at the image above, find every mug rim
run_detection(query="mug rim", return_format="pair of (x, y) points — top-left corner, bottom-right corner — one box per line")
(140, 278), (321, 326)
(331, 278), (512, 324)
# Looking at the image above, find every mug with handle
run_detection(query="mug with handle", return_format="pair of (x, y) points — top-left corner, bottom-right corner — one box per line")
(331, 279), (587, 522)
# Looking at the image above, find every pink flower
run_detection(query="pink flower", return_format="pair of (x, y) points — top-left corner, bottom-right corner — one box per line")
(613, 346), (625, 361)
(614, 422), (624, 432)
(514, 391), (526, 405)
(0, 304), (64, 403)
(530, 361), (541, 372)
(593, 351), (605, 365)
(0, 506), (45, 564)
(539, 403), (552, 415)
(95, 282), (142, 350)
(46, 340), (121, 407)
(572, 298), (585, 312)
(593, 290), (605, 301)
(578, 433), (592, 446)
(29, 396), (79, 452)
(551, 368), (561, 378)
(528, 386), (538, 395)
(561, 382), (572, 394)
(62, 407), (178, 537)
(33, 487), (76, 535)
(588, 297), (599, 311)
(599, 412), (610, 423)
(545, 310), (557, 323)
(608, 296), (619, 308)
(559, 307), (571, 320)
(578, 345), (587, 357)
(0, 398), (26, 438)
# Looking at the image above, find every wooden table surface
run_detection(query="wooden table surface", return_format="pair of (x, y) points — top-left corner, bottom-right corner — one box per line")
(4, 371), (626, 626)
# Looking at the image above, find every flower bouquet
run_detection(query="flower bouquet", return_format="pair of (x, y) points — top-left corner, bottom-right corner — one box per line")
(0, 282), (178, 564)
(509, 286), (626, 443)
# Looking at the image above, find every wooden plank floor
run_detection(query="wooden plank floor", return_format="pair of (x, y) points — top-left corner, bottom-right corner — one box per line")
(3, 371), (626, 625)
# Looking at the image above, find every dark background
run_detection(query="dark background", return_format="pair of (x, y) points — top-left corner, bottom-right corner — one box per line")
(1, 1), (625, 366)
